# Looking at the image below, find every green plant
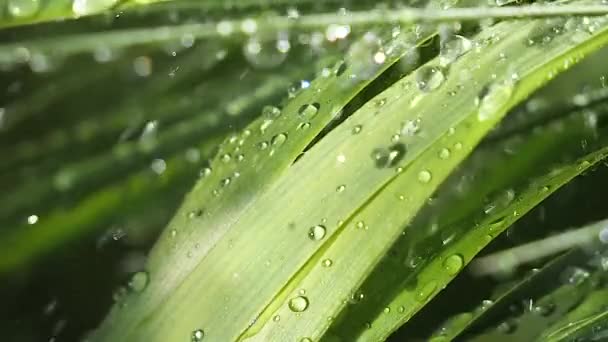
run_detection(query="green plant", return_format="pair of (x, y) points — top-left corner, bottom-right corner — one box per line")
(2, 0), (608, 341)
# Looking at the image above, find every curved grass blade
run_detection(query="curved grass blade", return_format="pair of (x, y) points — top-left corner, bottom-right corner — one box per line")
(90, 24), (436, 342)
(469, 269), (603, 342)
(431, 235), (605, 340)
(318, 15), (608, 341)
(540, 288), (608, 342)
(362, 146), (608, 342)
(329, 97), (608, 341)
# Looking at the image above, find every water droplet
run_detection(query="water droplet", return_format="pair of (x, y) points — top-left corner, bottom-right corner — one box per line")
(416, 281), (437, 302)
(263, 105), (282, 118)
(418, 170), (432, 183)
(72, 0), (118, 16)
(308, 225), (327, 241)
(442, 254), (464, 275)
(297, 122), (311, 130)
(300, 338), (313, 342)
(562, 266), (590, 285)
(288, 296), (309, 312)
(259, 119), (273, 133)
(416, 66), (446, 92)
(298, 103), (320, 118)
(273, 315), (281, 322)
(220, 177), (231, 187)
(438, 148), (451, 159)
(352, 125), (363, 134)
(258, 141), (269, 150)
(439, 35), (473, 66)
(402, 119), (421, 136)
(187, 209), (203, 219)
(271, 133), (288, 146)
(372, 143), (406, 168)
(398, 306), (405, 313)
(27, 214), (39, 225)
(355, 221), (367, 230)
(336, 185), (346, 193)
(199, 167), (212, 178)
(350, 291), (365, 304)
(345, 32), (385, 81)
(129, 271), (149, 292)
(243, 32), (289, 69)
(383, 307), (391, 314)
(322, 259), (333, 267)
(477, 81), (515, 122)
(191, 328), (205, 341)
(7, 0), (40, 18)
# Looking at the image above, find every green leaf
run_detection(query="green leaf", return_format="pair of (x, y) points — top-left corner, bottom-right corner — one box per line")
(540, 288), (608, 342)
(91, 23), (436, 342)
(333, 94), (608, 341)
(90, 7), (608, 342)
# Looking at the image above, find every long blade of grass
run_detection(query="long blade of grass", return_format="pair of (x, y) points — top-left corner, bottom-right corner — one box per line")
(90, 24), (436, 342)
(2, 4), (608, 67)
(540, 288), (608, 342)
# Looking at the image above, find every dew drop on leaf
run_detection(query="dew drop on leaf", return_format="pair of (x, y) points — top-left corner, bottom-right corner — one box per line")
(199, 167), (212, 178)
(271, 133), (288, 146)
(262, 105), (282, 118)
(298, 103), (321, 119)
(322, 259), (333, 267)
(417, 170), (432, 183)
(308, 225), (327, 241)
(352, 125), (363, 134)
(187, 209), (203, 219)
(477, 81), (514, 122)
(438, 148), (451, 159)
(346, 32), (385, 81)
(416, 281), (437, 302)
(128, 271), (149, 292)
(442, 254), (464, 275)
(191, 328), (205, 341)
(257, 141), (269, 150)
(288, 296), (309, 312)
(439, 35), (473, 66)
(416, 66), (446, 92)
